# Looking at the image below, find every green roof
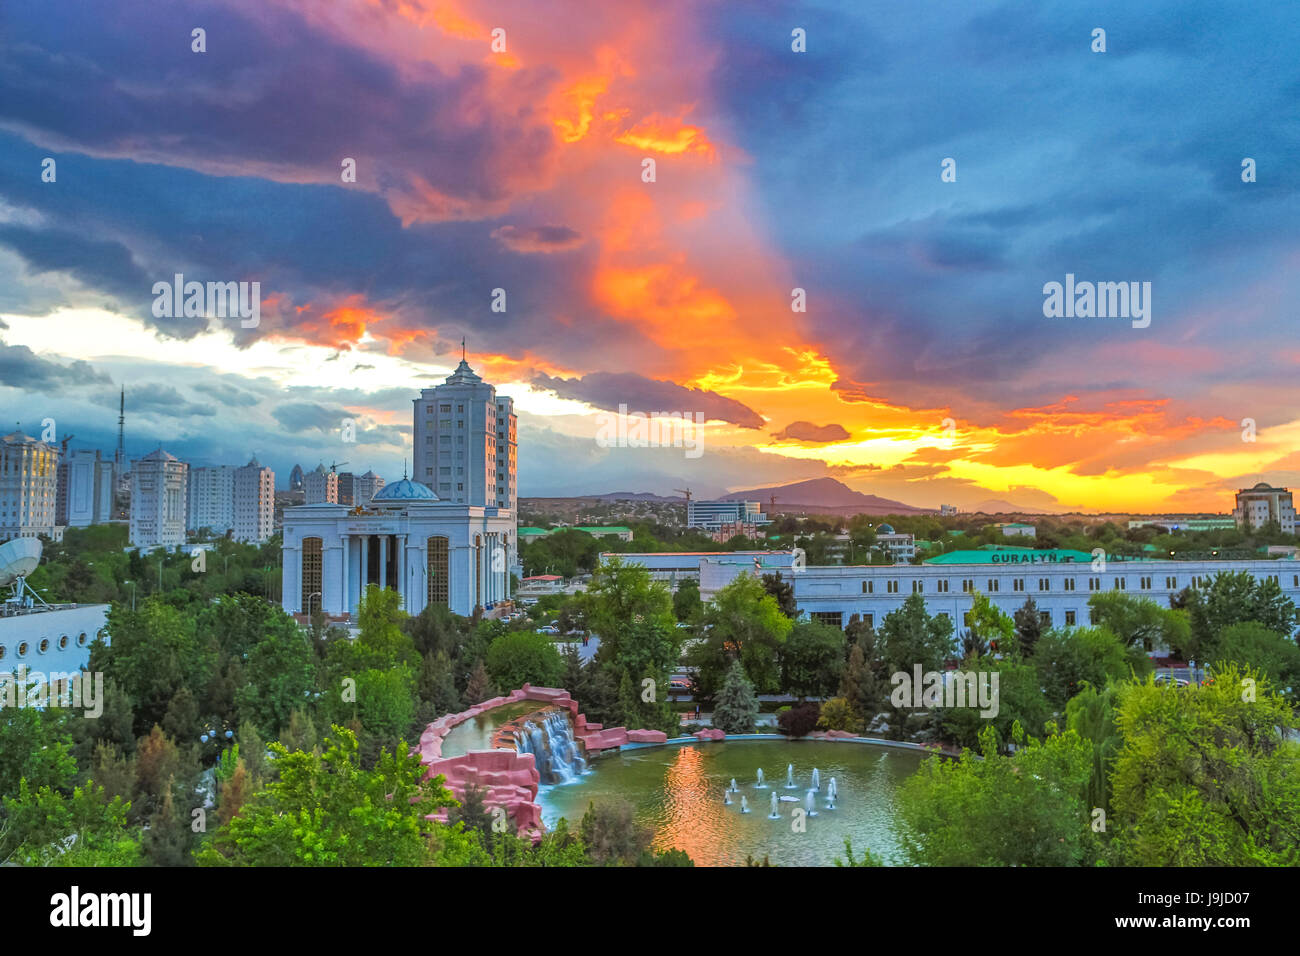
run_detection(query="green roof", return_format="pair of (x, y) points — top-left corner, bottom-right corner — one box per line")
(572, 526), (632, 534)
(518, 527), (549, 536)
(925, 548), (1094, 565)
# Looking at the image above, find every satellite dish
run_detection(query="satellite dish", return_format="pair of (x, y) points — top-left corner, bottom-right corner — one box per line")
(0, 537), (42, 588)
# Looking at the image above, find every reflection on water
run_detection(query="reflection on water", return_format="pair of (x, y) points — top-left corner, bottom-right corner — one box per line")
(537, 740), (926, 867)
(438, 701), (540, 757)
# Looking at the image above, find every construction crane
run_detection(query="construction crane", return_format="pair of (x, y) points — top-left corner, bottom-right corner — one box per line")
(327, 460), (349, 474)
(674, 487), (693, 503)
(59, 434), (75, 455)
(769, 493), (777, 516)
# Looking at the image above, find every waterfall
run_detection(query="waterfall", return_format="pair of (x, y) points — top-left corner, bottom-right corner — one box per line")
(513, 709), (587, 784)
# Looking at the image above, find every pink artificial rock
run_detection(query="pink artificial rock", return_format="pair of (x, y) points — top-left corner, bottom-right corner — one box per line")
(626, 729), (668, 744)
(694, 728), (726, 741)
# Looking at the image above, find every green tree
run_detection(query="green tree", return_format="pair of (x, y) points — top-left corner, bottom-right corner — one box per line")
(1, 780), (140, 867)
(817, 697), (857, 732)
(712, 660), (759, 734)
(485, 631), (565, 690)
(1012, 596), (1044, 658)
(1109, 665), (1300, 866)
(780, 620), (846, 699)
(672, 578), (702, 622)
(760, 572), (797, 618)
(235, 612), (318, 736)
(1087, 591), (1190, 655)
(0, 707), (77, 800)
(691, 574), (793, 696)
(1064, 682), (1121, 818)
(1210, 622), (1300, 701)
(897, 723), (1093, 866)
(579, 798), (653, 866)
(196, 726), (456, 866)
(939, 657), (1051, 751)
(1034, 626), (1148, 711)
(1181, 570), (1298, 661)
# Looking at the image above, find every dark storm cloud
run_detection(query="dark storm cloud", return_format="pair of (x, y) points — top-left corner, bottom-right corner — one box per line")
(772, 422), (851, 443)
(531, 371), (766, 429)
(0, 341), (111, 391)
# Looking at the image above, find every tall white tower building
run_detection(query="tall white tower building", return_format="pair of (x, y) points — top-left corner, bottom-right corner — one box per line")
(0, 430), (59, 539)
(233, 457), (275, 543)
(188, 465), (235, 534)
(413, 356), (517, 509)
(57, 448), (115, 528)
(303, 464), (338, 505)
(130, 449), (188, 548)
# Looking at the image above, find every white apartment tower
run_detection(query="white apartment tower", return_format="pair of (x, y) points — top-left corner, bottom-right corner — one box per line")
(495, 397), (517, 510)
(1234, 483), (1296, 534)
(130, 449), (188, 548)
(58, 448), (114, 528)
(233, 457), (275, 543)
(188, 465), (235, 534)
(0, 430), (59, 539)
(413, 357), (517, 510)
(303, 464), (338, 505)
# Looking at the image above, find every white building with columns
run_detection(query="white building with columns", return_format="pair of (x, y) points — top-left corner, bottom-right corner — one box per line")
(281, 477), (515, 620)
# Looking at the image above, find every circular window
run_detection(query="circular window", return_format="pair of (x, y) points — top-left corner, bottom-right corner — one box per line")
(39, 639), (50, 654)
(17, 642), (28, 658)
(0, 645), (6, 661)
(58, 635), (69, 650)
(80, 632), (90, 646)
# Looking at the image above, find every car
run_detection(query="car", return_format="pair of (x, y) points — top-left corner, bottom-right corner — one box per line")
(669, 678), (693, 692)
(1154, 674), (1189, 687)
(537, 625), (561, 635)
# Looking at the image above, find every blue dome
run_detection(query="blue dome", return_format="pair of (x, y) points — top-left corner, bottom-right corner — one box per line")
(877, 523), (895, 534)
(372, 478), (438, 501)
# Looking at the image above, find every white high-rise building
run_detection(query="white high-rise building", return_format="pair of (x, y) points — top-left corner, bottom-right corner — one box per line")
(413, 357), (517, 509)
(130, 449), (188, 548)
(0, 430), (59, 539)
(57, 448), (114, 528)
(303, 464), (338, 505)
(233, 458), (275, 543)
(188, 465), (235, 534)
(1234, 483), (1296, 534)
(495, 396), (517, 511)
(352, 470), (384, 508)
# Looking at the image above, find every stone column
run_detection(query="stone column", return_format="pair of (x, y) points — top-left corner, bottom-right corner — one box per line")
(360, 535), (370, 596)
(339, 534), (349, 618)
(379, 534), (388, 590)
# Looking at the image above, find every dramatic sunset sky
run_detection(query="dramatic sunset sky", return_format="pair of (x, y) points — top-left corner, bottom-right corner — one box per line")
(1, 0), (1297, 512)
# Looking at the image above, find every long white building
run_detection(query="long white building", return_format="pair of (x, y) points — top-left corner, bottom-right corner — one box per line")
(611, 548), (1300, 650)
(281, 478), (516, 619)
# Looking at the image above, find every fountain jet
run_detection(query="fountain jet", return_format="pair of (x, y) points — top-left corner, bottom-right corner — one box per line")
(740, 795), (750, 814)
(804, 789), (818, 817)
(769, 792), (780, 819)
(755, 768), (766, 788)
(785, 764), (795, 789)
(811, 768), (820, 792)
